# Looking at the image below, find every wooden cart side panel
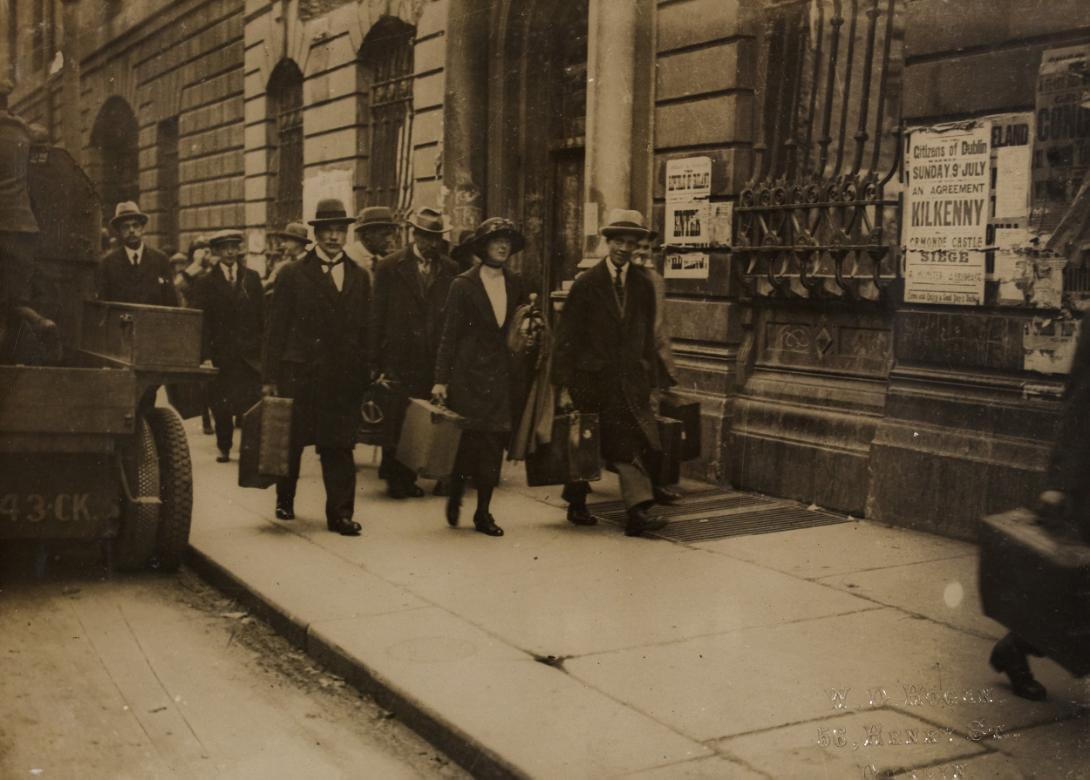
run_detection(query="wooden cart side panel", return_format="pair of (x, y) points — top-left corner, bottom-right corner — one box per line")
(0, 366), (135, 435)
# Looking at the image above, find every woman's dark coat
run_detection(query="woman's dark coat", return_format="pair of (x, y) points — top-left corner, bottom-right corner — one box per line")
(263, 251), (371, 449)
(189, 263), (264, 415)
(551, 259), (662, 462)
(434, 265), (530, 432)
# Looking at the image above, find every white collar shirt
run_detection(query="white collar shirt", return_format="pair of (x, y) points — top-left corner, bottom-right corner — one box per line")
(220, 261), (237, 285)
(315, 244), (346, 291)
(480, 267), (507, 327)
(607, 259), (629, 287)
(127, 244), (144, 267)
(412, 242), (432, 278)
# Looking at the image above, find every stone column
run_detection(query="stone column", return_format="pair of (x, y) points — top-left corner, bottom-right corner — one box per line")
(443, 0), (489, 232)
(60, 0), (81, 165)
(582, 0), (639, 263)
(0, 0), (11, 94)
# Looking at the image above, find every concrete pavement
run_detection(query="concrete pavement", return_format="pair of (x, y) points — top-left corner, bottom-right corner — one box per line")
(183, 419), (1090, 779)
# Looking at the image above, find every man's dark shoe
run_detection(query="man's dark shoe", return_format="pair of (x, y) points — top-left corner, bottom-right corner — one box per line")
(202, 422), (215, 435)
(275, 502), (295, 521)
(990, 634), (1047, 701)
(473, 511), (504, 537)
(625, 505), (668, 537)
(328, 516), (362, 536)
(216, 449), (230, 463)
(653, 486), (682, 505)
(567, 504), (598, 526)
(433, 480), (450, 497)
(405, 483), (425, 498)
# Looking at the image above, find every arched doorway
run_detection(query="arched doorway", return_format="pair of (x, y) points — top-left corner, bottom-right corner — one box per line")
(267, 59), (304, 227)
(491, 0), (588, 292)
(89, 97), (139, 227)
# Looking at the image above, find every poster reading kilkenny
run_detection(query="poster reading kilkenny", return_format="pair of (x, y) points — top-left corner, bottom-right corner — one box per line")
(903, 124), (991, 305)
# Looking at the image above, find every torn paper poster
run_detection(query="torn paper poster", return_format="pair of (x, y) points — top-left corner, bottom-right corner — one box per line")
(1024, 316), (1079, 374)
(663, 251), (710, 279)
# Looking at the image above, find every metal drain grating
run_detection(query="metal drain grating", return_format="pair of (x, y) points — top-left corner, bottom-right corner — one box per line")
(589, 490), (852, 541)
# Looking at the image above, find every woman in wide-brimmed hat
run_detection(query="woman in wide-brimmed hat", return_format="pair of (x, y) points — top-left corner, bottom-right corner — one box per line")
(432, 217), (537, 537)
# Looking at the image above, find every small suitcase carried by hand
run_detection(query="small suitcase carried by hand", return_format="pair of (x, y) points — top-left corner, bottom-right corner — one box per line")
(395, 398), (464, 480)
(659, 395), (701, 461)
(238, 397), (293, 489)
(525, 413), (601, 487)
(653, 415), (684, 486)
(979, 508), (1090, 677)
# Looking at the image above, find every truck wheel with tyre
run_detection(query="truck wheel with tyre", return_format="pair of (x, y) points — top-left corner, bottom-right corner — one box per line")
(145, 406), (193, 572)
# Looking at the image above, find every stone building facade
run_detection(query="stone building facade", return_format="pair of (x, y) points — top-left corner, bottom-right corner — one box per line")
(6, 0), (1090, 539)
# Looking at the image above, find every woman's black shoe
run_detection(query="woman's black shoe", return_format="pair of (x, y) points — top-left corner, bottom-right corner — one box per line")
(989, 634), (1047, 701)
(473, 511), (504, 537)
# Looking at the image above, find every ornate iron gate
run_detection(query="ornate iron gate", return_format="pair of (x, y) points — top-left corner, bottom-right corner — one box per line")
(735, 0), (905, 302)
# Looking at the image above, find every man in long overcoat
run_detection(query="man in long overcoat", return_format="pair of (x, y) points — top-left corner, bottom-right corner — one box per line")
(371, 207), (458, 498)
(97, 201), (179, 307)
(552, 209), (669, 537)
(263, 199), (371, 536)
(189, 229), (263, 462)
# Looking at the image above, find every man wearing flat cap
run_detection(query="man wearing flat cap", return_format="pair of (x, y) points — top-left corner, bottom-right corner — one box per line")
(97, 201), (179, 307)
(352, 206), (399, 277)
(188, 229), (263, 462)
(552, 208), (669, 538)
(371, 206), (459, 499)
(263, 199), (372, 536)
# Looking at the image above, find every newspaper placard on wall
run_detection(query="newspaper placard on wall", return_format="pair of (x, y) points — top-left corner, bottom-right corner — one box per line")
(1031, 44), (1090, 235)
(665, 201), (710, 246)
(665, 157), (712, 202)
(903, 124), (991, 305)
(663, 251), (710, 280)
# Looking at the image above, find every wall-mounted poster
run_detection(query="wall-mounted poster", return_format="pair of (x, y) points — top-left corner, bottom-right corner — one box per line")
(1032, 44), (1090, 236)
(663, 251), (709, 279)
(665, 201), (710, 246)
(903, 123), (991, 305)
(665, 157), (712, 202)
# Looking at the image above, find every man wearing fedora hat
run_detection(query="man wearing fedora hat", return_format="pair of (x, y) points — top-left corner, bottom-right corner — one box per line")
(552, 208), (669, 537)
(189, 230), (264, 462)
(97, 201), (179, 307)
(351, 206), (400, 277)
(371, 206), (459, 499)
(263, 199), (372, 536)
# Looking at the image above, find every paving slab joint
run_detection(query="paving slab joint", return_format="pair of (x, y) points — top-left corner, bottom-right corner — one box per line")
(186, 545), (526, 780)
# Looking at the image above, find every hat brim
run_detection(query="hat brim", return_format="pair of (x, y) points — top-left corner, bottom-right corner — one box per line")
(308, 217), (356, 227)
(407, 220), (451, 235)
(110, 213), (149, 229)
(474, 229), (526, 255)
(355, 220), (398, 231)
(601, 225), (651, 239)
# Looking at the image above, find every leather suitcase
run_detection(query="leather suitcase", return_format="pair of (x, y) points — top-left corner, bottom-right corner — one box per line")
(395, 398), (464, 480)
(238, 397), (293, 489)
(654, 416), (683, 486)
(525, 413), (601, 487)
(979, 508), (1090, 677)
(659, 395), (701, 461)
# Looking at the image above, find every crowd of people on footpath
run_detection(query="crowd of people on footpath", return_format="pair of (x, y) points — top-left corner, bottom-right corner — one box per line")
(93, 193), (684, 541)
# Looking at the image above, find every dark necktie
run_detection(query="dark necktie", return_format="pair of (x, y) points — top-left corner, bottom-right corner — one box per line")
(226, 264), (235, 285)
(613, 268), (625, 310)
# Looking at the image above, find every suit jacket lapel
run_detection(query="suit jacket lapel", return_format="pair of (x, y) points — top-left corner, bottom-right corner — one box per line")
(592, 261), (623, 322)
(397, 253), (425, 305)
(303, 253), (340, 304)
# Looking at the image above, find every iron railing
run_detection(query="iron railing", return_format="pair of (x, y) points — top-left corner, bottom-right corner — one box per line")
(734, 0), (904, 302)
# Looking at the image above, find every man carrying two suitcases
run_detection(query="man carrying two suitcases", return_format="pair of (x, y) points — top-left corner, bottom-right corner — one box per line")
(552, 209), (670, 538)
